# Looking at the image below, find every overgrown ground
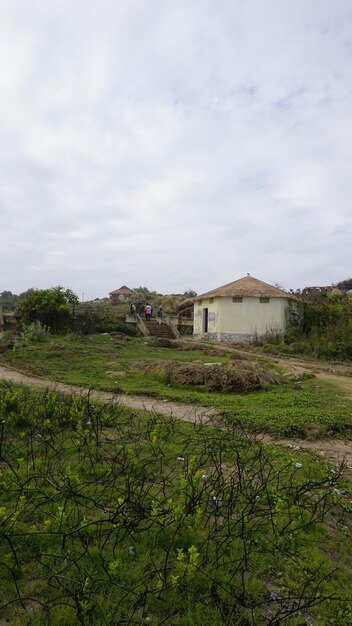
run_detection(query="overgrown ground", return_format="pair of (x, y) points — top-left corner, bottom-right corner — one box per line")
(1, 383), (352, 625)
(1, 333), (352, 438)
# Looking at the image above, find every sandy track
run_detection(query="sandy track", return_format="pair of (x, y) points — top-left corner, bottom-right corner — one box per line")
(0, 364), (218, 424)
(1, 361), (352, 470)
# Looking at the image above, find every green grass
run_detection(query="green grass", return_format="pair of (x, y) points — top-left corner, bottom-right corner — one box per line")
(1, 333), (352, 437)
(1, 382), (352, 625)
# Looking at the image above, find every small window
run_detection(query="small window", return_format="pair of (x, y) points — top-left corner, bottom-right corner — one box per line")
(209, 298), (213, 303)
(198, 300), (202, 306)
(260, 297), (270, 303)
(232, 296), (243, 303)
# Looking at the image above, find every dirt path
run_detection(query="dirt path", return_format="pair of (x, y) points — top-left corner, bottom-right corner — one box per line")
(0, 364), (218, 423)
(261, 434), (352, 469)
(232, 347), (352, 388)
(235, 349), (352, 468)
(1, 362), (352, 470)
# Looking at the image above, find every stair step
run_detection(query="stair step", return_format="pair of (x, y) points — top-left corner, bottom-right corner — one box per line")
(145, 321), (175, 338)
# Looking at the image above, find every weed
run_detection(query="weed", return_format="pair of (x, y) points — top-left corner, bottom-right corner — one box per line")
(0, 382), (352, 624)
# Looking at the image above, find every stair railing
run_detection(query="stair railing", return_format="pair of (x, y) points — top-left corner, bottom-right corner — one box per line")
(165, 316), (180, 338)
(136, 314), (150, 336)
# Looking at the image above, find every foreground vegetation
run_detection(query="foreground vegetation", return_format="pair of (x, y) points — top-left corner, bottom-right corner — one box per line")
(1, 382), (352, 625)
(1, 333), (352, 438)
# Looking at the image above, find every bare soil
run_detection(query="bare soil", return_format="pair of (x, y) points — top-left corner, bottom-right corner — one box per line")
(0, 364), (218, 423)
(1, 352), (352, 470)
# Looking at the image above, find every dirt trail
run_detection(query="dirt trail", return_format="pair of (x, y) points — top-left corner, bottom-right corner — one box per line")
(1, 360), (352, 469)
(223, 344), (352, 381)
(0, 364), (218, 423)
(236, 349), (352, 468)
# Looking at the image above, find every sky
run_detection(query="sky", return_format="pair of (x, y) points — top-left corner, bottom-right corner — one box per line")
(0, 0), (351, 301)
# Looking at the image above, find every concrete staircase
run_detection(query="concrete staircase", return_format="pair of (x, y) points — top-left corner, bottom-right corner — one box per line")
(145, 319), (176, 339)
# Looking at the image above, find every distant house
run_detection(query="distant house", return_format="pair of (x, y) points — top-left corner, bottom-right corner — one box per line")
(109, 286), (134, 302)
(193, 275), (292, 343)
(302, 286), (340, 296)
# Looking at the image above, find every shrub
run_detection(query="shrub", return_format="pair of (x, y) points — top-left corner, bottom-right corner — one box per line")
(283, 293), (352, 360)
(18, 286), (79, 334)
(17, 321), (49, 346)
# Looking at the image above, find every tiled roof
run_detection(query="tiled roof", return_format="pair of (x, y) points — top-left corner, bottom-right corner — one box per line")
(195, 275), (291, 300)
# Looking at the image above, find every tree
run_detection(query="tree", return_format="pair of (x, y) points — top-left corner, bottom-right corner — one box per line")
(18, 286), (79, 333)
(18, 288), (35, 301)
(336, 278), (352, 292)
(183, 289), (197, 297)
(0, 291), (19, 308)
(133, 286), (152, 297)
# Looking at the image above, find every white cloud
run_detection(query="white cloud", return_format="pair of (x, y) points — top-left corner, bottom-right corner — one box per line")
(0, 0), (351, 298)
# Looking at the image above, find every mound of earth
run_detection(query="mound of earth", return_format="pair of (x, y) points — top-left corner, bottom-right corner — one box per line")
(147, 337), (178, 348)
(147, 360), (281, 393)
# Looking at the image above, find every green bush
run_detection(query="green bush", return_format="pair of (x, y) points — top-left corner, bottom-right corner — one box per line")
(283, 294), (352, 360)
(18, 286), (79, 334)
(17, 321), (49, 346)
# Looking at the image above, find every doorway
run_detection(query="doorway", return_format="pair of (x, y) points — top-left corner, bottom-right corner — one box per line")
(203, 308), (208, 333)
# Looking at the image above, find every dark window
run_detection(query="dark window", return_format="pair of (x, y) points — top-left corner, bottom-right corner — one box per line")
(260, 297), (270, 303)
(232, 296), (243, 303)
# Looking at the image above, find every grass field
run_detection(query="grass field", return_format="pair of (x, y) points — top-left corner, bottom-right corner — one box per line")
(1, 382), (352, 625)
(1, 333), (352, 438)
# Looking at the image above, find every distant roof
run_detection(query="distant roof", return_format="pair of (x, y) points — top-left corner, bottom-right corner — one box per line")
(195, 275), (291, 300)
(109, 286), (134, 296)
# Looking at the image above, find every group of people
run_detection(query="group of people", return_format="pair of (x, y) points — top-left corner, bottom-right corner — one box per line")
(130, 302), (163, 324)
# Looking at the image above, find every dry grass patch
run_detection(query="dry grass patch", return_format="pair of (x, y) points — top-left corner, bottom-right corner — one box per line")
(147, 359), (282, 392)
(105, 370), (126, 378)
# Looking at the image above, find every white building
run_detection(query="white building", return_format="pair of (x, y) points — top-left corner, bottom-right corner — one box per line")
(193, 275), (292, 343)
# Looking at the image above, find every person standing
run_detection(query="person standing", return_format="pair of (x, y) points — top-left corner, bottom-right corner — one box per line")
(145, 303), (152, 321)
(156, 307), (163, 325)
(130, 302), (136, 319)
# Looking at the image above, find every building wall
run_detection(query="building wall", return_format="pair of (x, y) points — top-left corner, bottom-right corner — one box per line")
(194, 296), (288, 341)
(193, 298), (222, 335)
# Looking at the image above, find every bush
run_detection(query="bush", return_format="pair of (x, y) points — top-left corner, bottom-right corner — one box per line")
(17, 321), (49, 347)
(18, 286), (79, 334)
(283, 294), (352, 360)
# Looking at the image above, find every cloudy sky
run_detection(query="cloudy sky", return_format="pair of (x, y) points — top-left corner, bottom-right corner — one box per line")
(0, 0), (351, 300)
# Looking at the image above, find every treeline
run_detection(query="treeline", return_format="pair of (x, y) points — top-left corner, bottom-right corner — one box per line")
(1, 286), (139, 339)
(0, 289), (34, 308)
